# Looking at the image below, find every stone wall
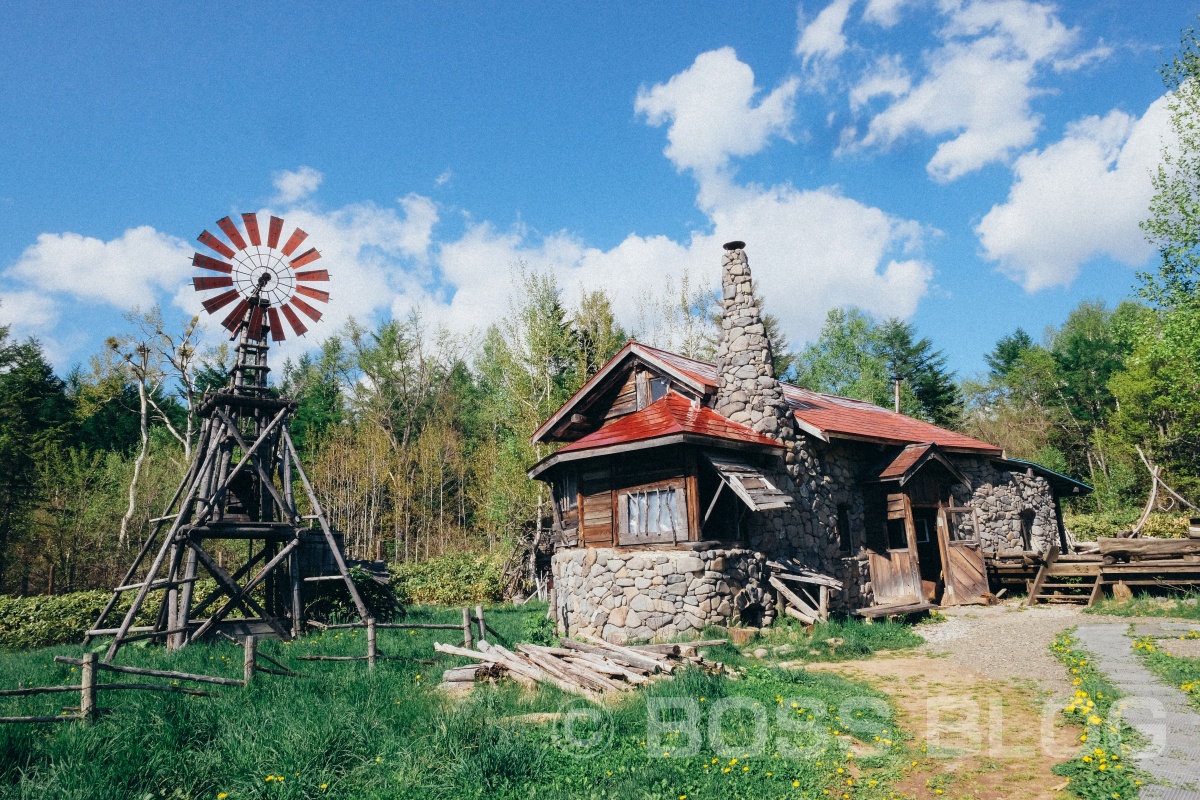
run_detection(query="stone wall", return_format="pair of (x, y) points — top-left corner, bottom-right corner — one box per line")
(551, 546), (772, 644)
(951, 458), (1059, 553)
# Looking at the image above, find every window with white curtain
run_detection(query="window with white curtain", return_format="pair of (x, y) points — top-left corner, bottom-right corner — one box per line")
(618, 482), (685, 545)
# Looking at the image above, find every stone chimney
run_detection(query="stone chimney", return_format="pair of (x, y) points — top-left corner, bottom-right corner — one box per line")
(713, 241), (793, 443)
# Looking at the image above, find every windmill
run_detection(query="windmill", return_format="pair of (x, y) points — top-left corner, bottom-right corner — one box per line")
(87, 213), (368, 662)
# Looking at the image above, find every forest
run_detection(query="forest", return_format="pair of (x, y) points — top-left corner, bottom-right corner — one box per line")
(1, 27), (1198, 601)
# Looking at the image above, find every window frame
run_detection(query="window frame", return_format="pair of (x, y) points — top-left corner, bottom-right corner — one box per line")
(616, 478), (687, 546)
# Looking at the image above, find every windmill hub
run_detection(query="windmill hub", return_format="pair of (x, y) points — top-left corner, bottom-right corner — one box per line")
(232, 247), (293, 304)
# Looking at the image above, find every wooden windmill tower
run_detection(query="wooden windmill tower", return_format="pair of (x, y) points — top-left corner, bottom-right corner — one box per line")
(87, 213), (368, 662)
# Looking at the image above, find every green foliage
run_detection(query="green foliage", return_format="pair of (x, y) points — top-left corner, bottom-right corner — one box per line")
(1141, 18), (1200, 307)
(390, 550), (512, 605)
(522, 611), (557, 646)
(0, 604), (918, 800)
(0, 590), (155, 649)
(796, 308), (960, 425)
(1131, 632), (1200, 711)
(1087, 590), (1200, 619)
(1049, 631), (1143, 800)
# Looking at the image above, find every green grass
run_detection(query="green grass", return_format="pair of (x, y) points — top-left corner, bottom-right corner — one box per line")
(738, 617), (926, 664)
(1086, 592), (1200, 620)
(1130, 633), (1200, 712)
(0, 606), (923, 800)
(1048, 631), (1144, 800)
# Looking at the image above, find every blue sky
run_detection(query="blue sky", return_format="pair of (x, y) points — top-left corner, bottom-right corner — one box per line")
(0, 1), (1193, 377)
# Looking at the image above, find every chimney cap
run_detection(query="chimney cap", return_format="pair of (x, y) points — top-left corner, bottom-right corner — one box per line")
(722, 240), (746, 251)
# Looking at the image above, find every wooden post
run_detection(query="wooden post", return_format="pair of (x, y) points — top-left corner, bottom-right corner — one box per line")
(475, 605), (485, 642)
(80, 653), (97, 722)
(367, 618), (377, 672)
(819, 585), (830, 622)
(243, 636), (257, 686)
(462, 607), (473, 649)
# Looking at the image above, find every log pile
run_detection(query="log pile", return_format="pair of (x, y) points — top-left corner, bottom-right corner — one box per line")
(434, 635), (728, 696)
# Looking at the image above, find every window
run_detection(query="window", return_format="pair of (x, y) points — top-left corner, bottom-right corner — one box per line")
(554, 472), (578, 514)
(1019, 510), (1034, 550)
(914, 517), (932, 544)
(837, 505), (853, 553)
(886, 518), (909, 550)
(649, 377), (669, 403)
(618, 482), (685, 545)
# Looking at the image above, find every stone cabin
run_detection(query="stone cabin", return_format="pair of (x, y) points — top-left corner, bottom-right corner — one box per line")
(528, 241), (1091, 644)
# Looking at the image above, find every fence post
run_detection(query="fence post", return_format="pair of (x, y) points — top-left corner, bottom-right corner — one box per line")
(243, 636), (257, 686)
(462, 607), (473, 649)
(475, 605), (485, 642)
(367, 618), (377, 672)
(80, 652), (97, 722)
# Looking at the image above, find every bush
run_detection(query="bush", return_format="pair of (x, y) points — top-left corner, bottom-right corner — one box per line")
(521, 611), (557, 645)
(0, 590), (157, 650)
(1066, 510), (1189, 541)
(390, 550), (510, 605)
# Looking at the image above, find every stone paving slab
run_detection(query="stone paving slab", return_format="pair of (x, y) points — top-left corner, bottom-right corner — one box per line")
(1076, 624), (1200, 797)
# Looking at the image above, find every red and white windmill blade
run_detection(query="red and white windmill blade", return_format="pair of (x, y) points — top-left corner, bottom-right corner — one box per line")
(190, 213), (330, 340)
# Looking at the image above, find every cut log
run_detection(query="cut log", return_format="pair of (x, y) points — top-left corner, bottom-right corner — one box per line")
(516, 645), (620, 693)
(578, 634), (674, 673)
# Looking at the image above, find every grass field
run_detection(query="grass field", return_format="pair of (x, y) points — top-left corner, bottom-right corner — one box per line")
(0, 605), (925, 800)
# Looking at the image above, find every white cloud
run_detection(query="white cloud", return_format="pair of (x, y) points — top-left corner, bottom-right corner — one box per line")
(848, 0), (1103, 181)
(0, 290), (59, 333)
(863, 0), (908, 27)
(435, 169), (453, 187)
(271, 166), (324, 204)
(635, 47), (799, 176)
(9, 225), (192, 310)
(796, 0), (855, 64)
(977, 94), (1170, 290)
(849, 55), (911, 110)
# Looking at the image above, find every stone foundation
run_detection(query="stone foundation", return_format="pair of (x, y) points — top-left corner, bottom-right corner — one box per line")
(551, 546), (772, 644)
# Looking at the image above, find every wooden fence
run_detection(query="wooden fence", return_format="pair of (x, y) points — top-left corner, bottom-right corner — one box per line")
(299, 607), (501, 670)
(0, 636), (297, 724)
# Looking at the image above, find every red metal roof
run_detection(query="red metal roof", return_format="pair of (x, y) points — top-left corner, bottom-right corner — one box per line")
(877, 444), (934, 480)
(556, 391), (783, 455)
(531, 340), (1002, 455)
(782, 384), (1001, 454)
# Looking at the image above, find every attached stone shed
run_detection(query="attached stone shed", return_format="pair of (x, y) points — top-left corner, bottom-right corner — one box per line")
(529, 242), (1090, 642)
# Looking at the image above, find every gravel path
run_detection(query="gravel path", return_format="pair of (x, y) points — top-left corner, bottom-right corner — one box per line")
(1076, 623), (1200, 800)
(912, 601), (1127, 694)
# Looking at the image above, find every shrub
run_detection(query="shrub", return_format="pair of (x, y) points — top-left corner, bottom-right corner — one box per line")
(390, 549), (511, 605)
(1065, 510), (1186, 541)
(0, 590), (157, 650)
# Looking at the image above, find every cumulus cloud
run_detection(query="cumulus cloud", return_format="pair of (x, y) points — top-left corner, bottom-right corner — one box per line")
(796, 0), (855, 64)
(9, 225), (192, 310)
(272, 166), (324, 204)
(0, 290), (59, 334)
(848, 0), (1103, 181)
(635, 47), (799, 176)
(977, 94), (1170, 290)
(863, 0), (908, 27)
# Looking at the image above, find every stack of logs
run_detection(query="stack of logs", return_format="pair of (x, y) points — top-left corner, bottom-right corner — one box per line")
(435, 635), (728, 697)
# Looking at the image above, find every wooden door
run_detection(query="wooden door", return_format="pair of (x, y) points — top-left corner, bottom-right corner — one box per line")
(865, 491), (923, 606)
(936, 507), (990, 605)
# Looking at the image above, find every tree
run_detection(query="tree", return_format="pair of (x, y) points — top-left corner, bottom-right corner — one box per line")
(1140, 20), (1200, 308)
(572, 289), (627, 380)
(876, 318), (962, 426)
(795, 308), (889, 403)
(984, 328), (1034, 381)
(0, 329), (72, 590)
